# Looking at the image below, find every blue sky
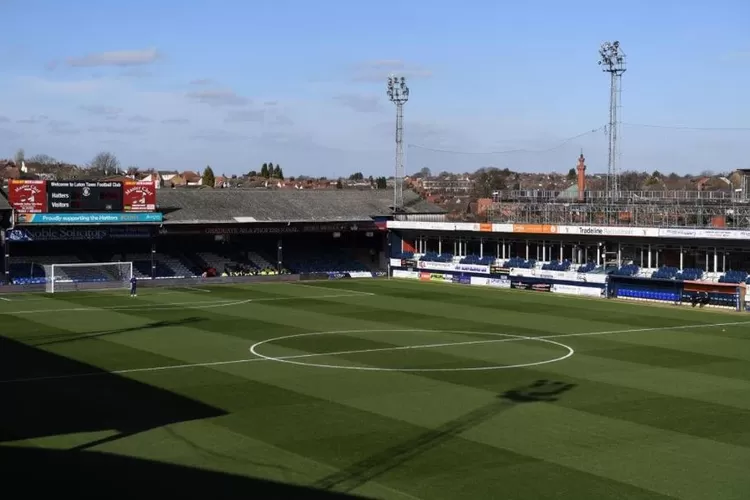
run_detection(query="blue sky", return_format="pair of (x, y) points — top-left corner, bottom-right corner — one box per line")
(0, 0), (748, 177)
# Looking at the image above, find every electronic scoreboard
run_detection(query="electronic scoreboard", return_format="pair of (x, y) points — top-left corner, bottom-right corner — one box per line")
(46, 181), (124, 212)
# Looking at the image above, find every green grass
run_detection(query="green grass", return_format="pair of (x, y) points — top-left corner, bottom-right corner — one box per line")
(2, 279), (750, 499)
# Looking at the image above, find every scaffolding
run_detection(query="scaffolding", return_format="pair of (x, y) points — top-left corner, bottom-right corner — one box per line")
(487, 190), (750, 228)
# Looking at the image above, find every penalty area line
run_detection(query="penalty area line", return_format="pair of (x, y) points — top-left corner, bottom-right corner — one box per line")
(0, 319), (746, 384)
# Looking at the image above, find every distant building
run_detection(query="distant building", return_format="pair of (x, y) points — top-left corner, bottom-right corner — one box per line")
(420, 176), (473, 194)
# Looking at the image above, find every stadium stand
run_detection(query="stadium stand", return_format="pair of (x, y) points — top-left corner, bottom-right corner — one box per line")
(719, 270), (748, 284)
(9, 255), (83, 285)
(577, 262), (597, 273)
(504, 257), (536, 269)
(675, 268), (704, 281)
(651, 266), (679, 280)
(460, 254), (495, 266)
(1, 188), (439, 285)
(611, 264), (639, 277)
(156, 189), (442, 223)
(419, 252), (453, 263)
(541, 259), (572, 271)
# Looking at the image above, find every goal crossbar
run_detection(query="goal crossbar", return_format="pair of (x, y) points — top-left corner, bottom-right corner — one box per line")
(44, 261), (134, 293)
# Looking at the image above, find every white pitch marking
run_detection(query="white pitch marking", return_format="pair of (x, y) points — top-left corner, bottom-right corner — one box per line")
(0, 291), (375, 315)
(1, 320), (747, 384)
(181, 286), (211, 293)
(0, 297), (11, 301)
(289, 283), (375, 295)
(249, 329), (575, 372)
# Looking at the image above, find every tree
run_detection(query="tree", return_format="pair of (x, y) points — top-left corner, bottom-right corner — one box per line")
(14, 148), (25, 165)
(652, 170), (662, 179)
(90, 151), (120, 175)
(566, 168), (576, 181)
(202, 165), (216, 187)
(418, 167), (431, 178)
(618, 170), (644, 191)
(273, 164), (283, 179)
(348, 172), (364, 181)
(472, 168), (509, 198)
(260, 163), (269, 178)
(28, 154), (57, 165)
(266, 162), (274, 178)
(336, 179), (343, 189)
(375, 176), (387, 189)
(247, 170), (258, 177)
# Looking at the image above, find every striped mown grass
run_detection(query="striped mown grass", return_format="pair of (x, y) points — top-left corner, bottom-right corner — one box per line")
(1, 279), (749, 499)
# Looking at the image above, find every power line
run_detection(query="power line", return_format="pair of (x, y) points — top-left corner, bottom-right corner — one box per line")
(623, 122), (750, 131)
(407, 126), (605, 155)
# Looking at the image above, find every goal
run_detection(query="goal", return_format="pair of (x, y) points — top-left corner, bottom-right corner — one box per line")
(44, 261), (134, 293)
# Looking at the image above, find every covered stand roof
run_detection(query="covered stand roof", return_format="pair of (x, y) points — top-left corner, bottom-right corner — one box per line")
(156, 189), (444, 224)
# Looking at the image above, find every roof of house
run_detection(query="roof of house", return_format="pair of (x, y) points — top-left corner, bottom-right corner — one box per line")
(157, 188), (444, 223)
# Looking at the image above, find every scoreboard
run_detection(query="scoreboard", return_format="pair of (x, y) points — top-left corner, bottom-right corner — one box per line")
(7, 179), (157, 213)
(48, 181), (124, 212)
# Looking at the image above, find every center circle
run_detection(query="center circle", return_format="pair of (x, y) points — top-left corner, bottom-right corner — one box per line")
(249, 329), (575, 372)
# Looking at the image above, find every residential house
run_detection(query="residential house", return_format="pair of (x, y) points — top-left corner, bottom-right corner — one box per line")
(182, 171), (202, 186)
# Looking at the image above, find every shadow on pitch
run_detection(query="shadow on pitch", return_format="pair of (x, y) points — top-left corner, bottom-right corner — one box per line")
(0, 334), (223, 444)
(0, 446), (362, 499)
(19, 316), (205, 347)
(0, 335), (360, 499)
(314, 379), (576, 494)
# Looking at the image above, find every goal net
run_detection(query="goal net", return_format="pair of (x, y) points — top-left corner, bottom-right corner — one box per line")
(44, 262), (134, 293)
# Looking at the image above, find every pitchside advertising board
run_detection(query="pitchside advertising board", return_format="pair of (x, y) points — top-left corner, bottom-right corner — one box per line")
(7, 179), (157, 214)
(6, 226), (153, 241)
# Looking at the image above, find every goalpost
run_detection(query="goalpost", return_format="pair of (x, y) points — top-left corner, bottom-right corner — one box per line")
(43, 262), (134, 293)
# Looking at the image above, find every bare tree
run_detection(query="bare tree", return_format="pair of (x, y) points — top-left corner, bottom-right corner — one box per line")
(28, 154), (57, 165)
(89, 151), (120, 175)
(14, 148), (25, 165)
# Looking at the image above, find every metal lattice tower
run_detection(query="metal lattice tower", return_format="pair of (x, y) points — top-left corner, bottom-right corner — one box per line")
(387, 75), (409, 212)
(598, 41), (626, 201)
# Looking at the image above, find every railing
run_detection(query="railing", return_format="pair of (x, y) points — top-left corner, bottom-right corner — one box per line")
(493, 190), (746, 203)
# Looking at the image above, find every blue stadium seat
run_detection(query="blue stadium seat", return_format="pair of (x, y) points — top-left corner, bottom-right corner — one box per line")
(576, 262), (596, 273)
(611, 264), (639, 277)
(676, 268), (704, 281)
(651, 266), (679, 280)
(541, 260), (572, 271)
(719, 270), (748, 284)
(419, 252), (453, 263)
(459, 254), (495, 266)
(503, 257), (536, 269)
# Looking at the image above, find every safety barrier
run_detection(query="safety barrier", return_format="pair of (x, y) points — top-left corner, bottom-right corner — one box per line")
(391, 265), (748, 311)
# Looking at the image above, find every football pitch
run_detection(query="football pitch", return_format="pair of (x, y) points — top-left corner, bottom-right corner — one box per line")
(1, 279), (750, 499)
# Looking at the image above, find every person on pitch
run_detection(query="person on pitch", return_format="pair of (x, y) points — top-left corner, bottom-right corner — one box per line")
(130, 276), (137, 297)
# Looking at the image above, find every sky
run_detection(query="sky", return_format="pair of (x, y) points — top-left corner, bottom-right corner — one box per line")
(0, 0), (748, 178)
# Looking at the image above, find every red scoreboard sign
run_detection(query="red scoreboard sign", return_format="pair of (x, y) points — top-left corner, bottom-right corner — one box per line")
(123, 180), (157, 212)
(8, 179), (48, 213)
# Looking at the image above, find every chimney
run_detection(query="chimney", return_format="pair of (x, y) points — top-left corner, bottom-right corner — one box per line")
(576, 153), (586, 202)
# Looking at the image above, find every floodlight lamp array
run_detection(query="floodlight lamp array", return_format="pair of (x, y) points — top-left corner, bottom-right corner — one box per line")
(387, 75), (409, 103)
(598, 41), (626, 69)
